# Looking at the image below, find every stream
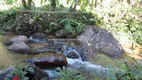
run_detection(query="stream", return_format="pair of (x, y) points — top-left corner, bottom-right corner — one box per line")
(29, 35), (113, 78)
(0, 33), (141, 79)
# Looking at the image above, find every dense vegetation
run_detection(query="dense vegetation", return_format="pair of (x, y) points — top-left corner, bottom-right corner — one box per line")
(0, 0), (142, 80)
(0, 0), (142, 43)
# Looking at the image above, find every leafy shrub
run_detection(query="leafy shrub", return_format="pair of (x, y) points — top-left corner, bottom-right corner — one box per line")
(90, 0), (142, 45)
(0, 8), (17, 34)
(55, 66), (85, 80)
(5, 66), (29, 80)
(125, 18), (142, 44)
(59, 18), (85, 35)
(116, 64), (142, 80)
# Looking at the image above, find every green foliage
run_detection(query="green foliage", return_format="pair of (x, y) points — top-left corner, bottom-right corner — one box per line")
(60, 18), (72, 32)
(49, 22), (60, 32)
(116, 65), (142, 80)
(89, 0), (142, 44)
(0, 7), (17, 34)
(59, 18), (85, 35)
(5, 66), (29, 80)
(56, 66), (85, 80)
(4, 0), (15, 4)
(125, 18), (142, 44)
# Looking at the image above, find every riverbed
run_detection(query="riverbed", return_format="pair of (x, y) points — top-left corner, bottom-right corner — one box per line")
(0, 32), (142, 80)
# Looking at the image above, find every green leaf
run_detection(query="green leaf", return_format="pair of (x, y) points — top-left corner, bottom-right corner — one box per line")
(64, 23), (72, 32)
(50, 22), (59, 26)
(59, 18), (70, 24)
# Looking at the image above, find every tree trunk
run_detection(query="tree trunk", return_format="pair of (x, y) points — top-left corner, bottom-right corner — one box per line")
(51, 0), (56, 11)
(28, 0), (32, 9)
(95, 0), (98, 7)
(73, 0), (79, 11)
(22, 0), (27, 9)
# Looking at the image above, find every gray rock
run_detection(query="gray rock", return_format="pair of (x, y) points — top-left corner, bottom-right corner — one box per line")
(55, 29), (67, 38)
(77, 26), (123, 58)
(32, 32), (46, 39)
(3, 40), (13, 46)
(66, 51), (80, 59)
(8, 42), (30, 54)
(4, 35), (28, 46)
(10, 35), (28, 43)
(63, 46), (80, 59)
(29, 32), (47, 42)
(0, 66), (15, 80)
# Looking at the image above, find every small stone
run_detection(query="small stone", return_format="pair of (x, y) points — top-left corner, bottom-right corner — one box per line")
(32, 32), (46, 39)
(55, 29), (67, 38)
(66, 51), (79, 59)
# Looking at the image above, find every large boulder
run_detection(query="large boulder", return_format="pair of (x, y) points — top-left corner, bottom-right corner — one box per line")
(77, 26), (123, 58)
(8, 42), (30, 54)
(27, 54), (67, 68)
(4, 35), (28, 46)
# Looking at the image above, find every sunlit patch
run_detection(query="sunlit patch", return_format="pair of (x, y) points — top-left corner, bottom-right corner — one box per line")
(122, 43), (142, 60)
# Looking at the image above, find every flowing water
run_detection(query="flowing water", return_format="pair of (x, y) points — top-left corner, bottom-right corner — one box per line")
(0, 33), (141, 79)
(28, 35), (142, 79)
(29, 35), (111, 78)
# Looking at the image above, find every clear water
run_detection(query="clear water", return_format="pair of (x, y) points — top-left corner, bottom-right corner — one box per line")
(0, 35), (26, 69)
(0, 34), (50, 69)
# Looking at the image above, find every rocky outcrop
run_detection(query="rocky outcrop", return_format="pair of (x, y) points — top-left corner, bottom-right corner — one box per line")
(27, 54), (67, 68)
(8, 42), (30, 54)
(77, 26), (123, 58)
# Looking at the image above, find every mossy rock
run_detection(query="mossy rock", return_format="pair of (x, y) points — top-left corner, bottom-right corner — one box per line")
(89, 54), (136, 70)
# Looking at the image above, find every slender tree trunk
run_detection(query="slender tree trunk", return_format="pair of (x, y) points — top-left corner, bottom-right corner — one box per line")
(73, 0), (79, 11)
(22, 0), (27, 9)
(51, 0), (56, 11)
(28, 0), (32, 9)
(70, 2), (73, 11)
(95, 0), (97, 7)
